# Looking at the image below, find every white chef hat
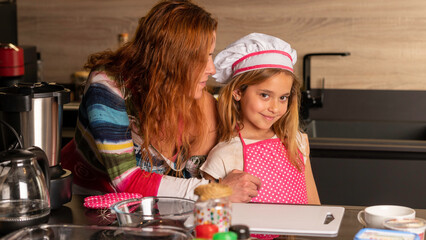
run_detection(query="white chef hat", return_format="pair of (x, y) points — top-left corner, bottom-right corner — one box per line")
(213, 33), (297, 84)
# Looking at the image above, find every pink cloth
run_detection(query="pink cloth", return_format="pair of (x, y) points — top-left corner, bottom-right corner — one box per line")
(84, 192), (143, 209)
(240, 133), (308, 204)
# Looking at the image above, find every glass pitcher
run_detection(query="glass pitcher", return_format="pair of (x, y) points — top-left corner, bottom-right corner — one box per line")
(0, 146), (50, 234)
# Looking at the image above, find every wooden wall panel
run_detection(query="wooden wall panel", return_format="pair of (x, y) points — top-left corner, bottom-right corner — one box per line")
(17, 0), (426, 90)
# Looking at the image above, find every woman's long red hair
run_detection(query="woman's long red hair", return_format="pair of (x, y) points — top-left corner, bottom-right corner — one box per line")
(84, 0), (218, 175)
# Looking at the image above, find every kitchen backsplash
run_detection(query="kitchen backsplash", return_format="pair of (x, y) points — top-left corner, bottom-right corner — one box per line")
(17, 0), (426, 90)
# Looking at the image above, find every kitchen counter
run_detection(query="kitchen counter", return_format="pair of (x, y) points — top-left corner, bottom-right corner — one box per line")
(304, 120), (426, 208)
(309, 139), (426, 208)
(46, 195), (426, 239)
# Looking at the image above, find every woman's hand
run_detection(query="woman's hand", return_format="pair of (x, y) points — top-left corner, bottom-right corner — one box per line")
(221, 169), (261, 203)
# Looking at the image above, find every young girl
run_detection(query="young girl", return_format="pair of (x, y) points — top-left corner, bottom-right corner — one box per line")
(201, 33), (320, 205)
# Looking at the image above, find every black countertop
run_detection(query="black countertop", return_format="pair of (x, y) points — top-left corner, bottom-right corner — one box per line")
(46, 195), (426, 240)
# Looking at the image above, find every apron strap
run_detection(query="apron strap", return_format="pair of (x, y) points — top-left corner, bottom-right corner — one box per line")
(238, 132), (247, 146)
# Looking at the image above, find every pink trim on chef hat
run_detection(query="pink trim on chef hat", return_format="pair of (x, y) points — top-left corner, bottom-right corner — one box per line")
(213, 33), (297, 84)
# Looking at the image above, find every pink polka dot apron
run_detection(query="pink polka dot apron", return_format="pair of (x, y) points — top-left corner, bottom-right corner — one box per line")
(239, 133), (308, 204)
(240, 133), (308, 240)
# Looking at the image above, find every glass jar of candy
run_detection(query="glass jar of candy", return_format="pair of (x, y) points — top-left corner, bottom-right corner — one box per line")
(194, 183), (232, 234)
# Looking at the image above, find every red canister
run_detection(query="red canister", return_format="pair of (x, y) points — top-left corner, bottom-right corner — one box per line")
(0, 43), (24, 77)
(195, 224), (219, 239)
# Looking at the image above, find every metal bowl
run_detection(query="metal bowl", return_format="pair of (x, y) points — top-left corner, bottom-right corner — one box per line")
(1, 224), (193, 240)
(110, 197), (195, 230)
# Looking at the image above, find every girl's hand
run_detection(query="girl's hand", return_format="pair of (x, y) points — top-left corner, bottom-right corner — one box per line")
(221, 169), (261, 203)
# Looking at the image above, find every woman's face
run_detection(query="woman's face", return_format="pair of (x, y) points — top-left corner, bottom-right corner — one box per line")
(194, 32), (217, 99)
(234, 72), (294, 138)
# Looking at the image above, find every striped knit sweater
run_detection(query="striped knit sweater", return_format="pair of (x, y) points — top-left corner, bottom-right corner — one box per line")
(61, 70), (208, 198)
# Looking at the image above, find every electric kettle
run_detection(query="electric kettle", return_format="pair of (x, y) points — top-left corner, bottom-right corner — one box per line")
(0, 146), (50, 235)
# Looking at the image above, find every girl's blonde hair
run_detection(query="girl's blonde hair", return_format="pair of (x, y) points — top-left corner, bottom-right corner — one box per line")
(84, 0), (218, 176)
(217, 68), (303, 171)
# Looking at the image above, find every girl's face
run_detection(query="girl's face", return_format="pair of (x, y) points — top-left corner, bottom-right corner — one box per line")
(234, 72), (293, 139)
(194, 32), (217, 99)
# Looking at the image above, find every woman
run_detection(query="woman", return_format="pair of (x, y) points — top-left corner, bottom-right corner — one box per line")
(61, 0), (260, 202)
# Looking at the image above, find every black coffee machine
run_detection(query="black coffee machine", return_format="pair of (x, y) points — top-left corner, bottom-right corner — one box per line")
(0, 1), (72, 209)
(0, 83), (73, 209)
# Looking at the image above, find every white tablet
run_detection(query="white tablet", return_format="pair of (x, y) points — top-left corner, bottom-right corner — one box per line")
(232, 203), (345, 237)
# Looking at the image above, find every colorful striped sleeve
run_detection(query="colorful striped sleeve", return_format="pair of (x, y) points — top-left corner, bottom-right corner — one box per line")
(81, 78), (162, 196)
